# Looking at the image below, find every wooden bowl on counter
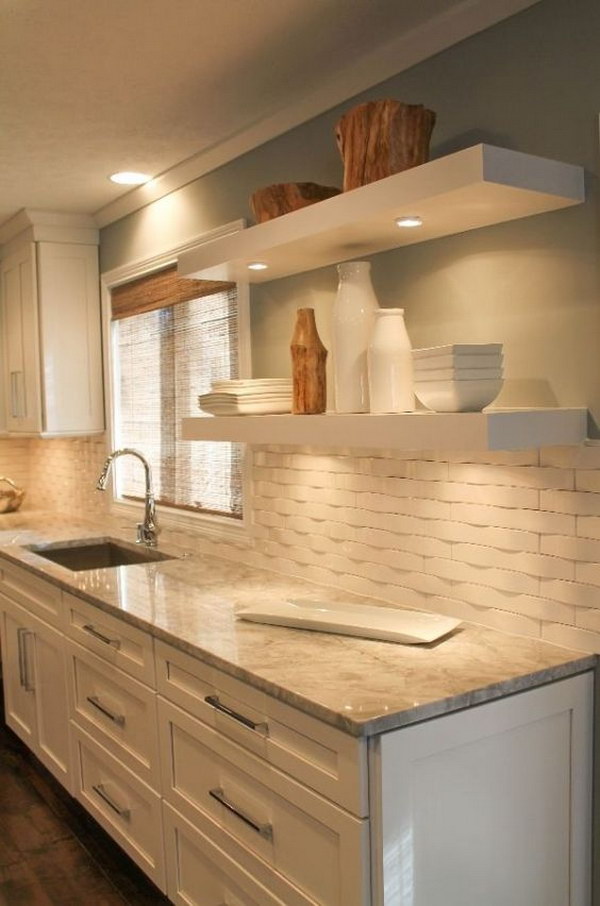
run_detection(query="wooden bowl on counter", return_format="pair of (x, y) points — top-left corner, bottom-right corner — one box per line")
(0, 477), (25, 513)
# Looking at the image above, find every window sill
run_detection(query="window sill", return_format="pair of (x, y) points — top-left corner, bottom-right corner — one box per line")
(109, 498), (251, 547)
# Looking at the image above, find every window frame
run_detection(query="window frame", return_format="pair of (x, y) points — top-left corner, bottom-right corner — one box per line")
(100, 221), (252, 543)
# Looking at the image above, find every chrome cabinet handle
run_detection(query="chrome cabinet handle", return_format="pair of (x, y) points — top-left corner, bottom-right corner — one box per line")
(92, 783), (130, 820)
(10, 372), (18, 419)
(204, 695), (268, 735)
(17, 627), (34, 691)
(82, 624), (121, 649)
(10, 371), (25, 419)
(209, 787), (273, 840)
(86, 695), (125, 727)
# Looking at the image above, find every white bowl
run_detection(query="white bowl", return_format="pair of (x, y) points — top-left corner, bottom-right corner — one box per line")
(414, 378), (503, 412)
(414, 366), (503, 382)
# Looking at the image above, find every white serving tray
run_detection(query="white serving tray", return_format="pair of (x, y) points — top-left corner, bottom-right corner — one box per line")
(236, 599), (461, 644)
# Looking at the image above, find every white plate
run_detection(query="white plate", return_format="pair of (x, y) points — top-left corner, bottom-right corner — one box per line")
(198, 397), (292, 415)
(413, 343), (503, 359)
(236, 599), (461, 644)
(414, 353), (503, 371)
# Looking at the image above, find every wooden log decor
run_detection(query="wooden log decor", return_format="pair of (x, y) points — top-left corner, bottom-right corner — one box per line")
(335, 99), (436, 191)
(250, 182), (341, 223)
(290, 308), (327, 414)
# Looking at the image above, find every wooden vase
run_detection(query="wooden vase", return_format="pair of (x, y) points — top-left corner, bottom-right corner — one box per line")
(250, 182), (341, 223)
(290, 308), (327, 414)
(335, 99), (436, 191)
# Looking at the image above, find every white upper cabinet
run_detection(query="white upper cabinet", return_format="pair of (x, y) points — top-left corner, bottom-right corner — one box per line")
(0, 233), (104, 436)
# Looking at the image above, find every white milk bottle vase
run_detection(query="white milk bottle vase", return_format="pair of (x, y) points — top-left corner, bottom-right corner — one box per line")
(332, 260), (379, 412)
(368, 308), (415, 412)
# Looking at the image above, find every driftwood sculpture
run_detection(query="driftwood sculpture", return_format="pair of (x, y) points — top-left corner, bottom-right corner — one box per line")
(250, 182), (340, 222)
(335, 99), (436, 191)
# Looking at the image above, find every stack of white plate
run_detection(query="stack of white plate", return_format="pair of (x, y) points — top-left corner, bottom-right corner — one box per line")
(413, 344), (504, 412)
(198, 378), (293, 415)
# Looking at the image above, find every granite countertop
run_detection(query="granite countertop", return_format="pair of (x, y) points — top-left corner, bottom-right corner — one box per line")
(0, 511), (595, 737)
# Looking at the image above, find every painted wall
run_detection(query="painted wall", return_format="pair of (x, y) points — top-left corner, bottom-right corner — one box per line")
(101, 0), (600, 423)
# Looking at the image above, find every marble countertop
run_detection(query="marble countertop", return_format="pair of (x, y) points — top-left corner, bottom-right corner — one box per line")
(0, 511), (595, 737)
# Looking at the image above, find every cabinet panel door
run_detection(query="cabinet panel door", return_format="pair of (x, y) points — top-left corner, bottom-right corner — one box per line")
(374, 673), (593, 906)
(37, 242), (103, 434)
(158, 697), (370, 906)
(0, 242), (42, 433)
(0, 605), (36, 746)
(71, 724), (165, 891)
(31, 610), (71, 788)
(163, 802), (312, 906)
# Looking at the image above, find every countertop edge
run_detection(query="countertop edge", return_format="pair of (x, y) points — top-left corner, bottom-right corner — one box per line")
(0, 548), (596, 738)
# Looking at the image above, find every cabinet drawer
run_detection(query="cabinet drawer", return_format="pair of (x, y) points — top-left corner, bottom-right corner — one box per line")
(70, 724), (165, 891)
(67, 639), (160, 789)
(163, 801), (316, 906)
(156, 639), (367, 816)
(158, 698), (370, 906)
(64, 593), (155, 685)
(0, 560), (63, 628)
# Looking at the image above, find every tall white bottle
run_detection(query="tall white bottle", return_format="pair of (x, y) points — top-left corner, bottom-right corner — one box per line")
(368, 308), (415, 412)
(332, 260), (379, 412)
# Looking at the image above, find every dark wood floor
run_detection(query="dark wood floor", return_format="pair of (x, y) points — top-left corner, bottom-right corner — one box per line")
(0, 689), (170, 905)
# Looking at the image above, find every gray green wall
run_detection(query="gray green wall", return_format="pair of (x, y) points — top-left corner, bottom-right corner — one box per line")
(100, 0), (600, 426)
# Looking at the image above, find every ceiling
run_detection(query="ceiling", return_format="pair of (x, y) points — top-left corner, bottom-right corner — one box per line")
(0, 0), (539, 232)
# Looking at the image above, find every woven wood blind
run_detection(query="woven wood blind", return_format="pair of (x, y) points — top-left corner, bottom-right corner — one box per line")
(111, 276), (242, 519)
(111, 263), (235, 320)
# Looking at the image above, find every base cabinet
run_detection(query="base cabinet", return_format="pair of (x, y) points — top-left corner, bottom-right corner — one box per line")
(371, 673), (593, 906)
(0, 563), (594, 906)
(0, 595), (71, 789)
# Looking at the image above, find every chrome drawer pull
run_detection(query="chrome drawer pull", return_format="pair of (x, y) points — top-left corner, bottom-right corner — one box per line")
(82, 624), (121, 649)
(92, 783), (130, 820)
(204, 695), (268, 734)
(86, 695), (126, 726)
(17, 627), (35, 692)
(209, 787), (273, 841)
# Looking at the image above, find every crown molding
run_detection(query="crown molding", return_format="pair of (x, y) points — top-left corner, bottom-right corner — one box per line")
(0, 209), (99, 247)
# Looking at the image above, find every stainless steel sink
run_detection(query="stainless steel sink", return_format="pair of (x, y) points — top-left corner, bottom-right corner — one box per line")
(27, 537), (175, 571)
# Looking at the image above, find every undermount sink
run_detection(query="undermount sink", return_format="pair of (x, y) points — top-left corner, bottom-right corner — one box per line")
(27, 537), (175, 571)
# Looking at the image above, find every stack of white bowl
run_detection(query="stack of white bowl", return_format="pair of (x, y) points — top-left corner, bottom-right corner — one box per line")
(413, 344), (504, 412)
(198, 378), (292, 415)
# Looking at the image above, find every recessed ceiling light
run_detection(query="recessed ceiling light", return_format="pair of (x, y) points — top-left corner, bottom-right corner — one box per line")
(247, 262), (269, 271)
(109, 171), (152, 186)
(395, 216), (423, 228)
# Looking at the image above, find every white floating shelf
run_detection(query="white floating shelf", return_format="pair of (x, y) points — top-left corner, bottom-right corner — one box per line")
(178, 144), (584, 284)
(181, 409), (588, 452)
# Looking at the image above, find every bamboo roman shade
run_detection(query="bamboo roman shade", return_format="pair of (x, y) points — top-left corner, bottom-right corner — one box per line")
(111, 263), (235, 320)
(110, 268), (242, 519)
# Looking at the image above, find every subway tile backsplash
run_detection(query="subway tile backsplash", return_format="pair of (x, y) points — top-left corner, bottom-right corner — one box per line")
(3, 435), (600, 654)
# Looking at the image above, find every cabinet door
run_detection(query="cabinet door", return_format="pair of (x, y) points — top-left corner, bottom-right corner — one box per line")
(0, 242), (42, 433)
(30, 609), (71, 788)
(0, 604), (36, 746)
(372, 673), (593, 906)
(0, 595), (70, 789)
(36, 242), (104, 435)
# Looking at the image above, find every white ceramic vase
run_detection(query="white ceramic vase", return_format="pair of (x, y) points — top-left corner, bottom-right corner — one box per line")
(368, 308), (415, 413)
(332, 260), (379, 412)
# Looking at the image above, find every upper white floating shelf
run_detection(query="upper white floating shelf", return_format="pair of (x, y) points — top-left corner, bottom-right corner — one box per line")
(177, 144), (584, 284)
(181, 409), (588, 452)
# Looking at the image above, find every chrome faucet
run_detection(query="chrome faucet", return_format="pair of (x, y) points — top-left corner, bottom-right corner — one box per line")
(96, 448), (159, 547)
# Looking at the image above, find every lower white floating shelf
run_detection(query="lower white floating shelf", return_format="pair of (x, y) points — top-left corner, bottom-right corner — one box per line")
(181, 408), (588, 452)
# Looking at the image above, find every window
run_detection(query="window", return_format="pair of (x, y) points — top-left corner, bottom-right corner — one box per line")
(109, 264), (243, 520)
